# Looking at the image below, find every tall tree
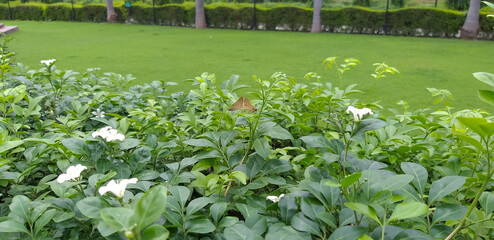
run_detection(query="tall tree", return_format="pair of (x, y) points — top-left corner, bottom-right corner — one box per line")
(460, 0), (481, 39)
(195, 0), (207, 29)
(311, 0), (322, 33)
(106, 0), (118, 23)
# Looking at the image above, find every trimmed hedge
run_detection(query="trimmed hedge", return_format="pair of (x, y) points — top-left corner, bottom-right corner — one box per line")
(0, 2), (493, 39)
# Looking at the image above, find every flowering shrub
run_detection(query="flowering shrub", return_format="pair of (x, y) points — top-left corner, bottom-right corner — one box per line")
(0, 46), (492, 239)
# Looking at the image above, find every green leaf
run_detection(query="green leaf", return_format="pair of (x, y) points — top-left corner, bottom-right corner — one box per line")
(456, 134), (485, 152)
(0, 219), (30, 234)
(133, 185), (167, 230)
(429, 176), (465, 205)
(218, 216), (239, 228)
(328, 226), (366, 240)
(479, 122), (494, 137)
(432, 204), (468, 224)
(34, 209), (56, 235)
(142, 224), (169, 240)
(100, 207), (134, 231)
(186, 197), (214, 217)
(9, 195), (31, 222)
(262, 159), (291, 175)
(341, 172), (362, 188)
(186, 218), (215, 234)
(119, 138), (140, 150)
(264, 125), (293, 140)
(345, 202), (381, 225)
(75, 197), (111, 219)
(300, 136), (331, 149)
(0, 140), (24, 155)
(300, 197), (325, 221)
(210, 202), (227, 224)
(478, 90), (494, 106)
(480, 192), (494, 214)
(230, 171), (247, 185)
(316, 212), (337, 229)
(473, 72), (494, 87)
(291, 212), (322, 237)
(224, 223), (263, 240)
(393, 229), (434, 240)
(278, 196), (298, 224)
(183, 139), (216, 148)
(382, 175), (413, 191)
(389, 202), (428, 222)
(457, 117), (488, 138)
(353, 119), (386, 136)
(169, 186), (190, 210)
(253, 138), (270, 159)
(61, 138), (90, 156)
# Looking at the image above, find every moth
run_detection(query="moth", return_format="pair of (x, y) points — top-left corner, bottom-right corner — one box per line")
(229, 96), (257, 112)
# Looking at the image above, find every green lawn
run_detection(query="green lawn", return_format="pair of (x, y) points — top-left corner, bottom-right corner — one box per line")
(3, 20), (494, 111)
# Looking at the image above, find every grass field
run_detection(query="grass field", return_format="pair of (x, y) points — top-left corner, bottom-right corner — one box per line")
(3, 20), (494, 111)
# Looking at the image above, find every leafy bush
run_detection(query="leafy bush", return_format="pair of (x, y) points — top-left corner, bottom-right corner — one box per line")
(446, 0), (469, 11)
(0, 37), (493, 239)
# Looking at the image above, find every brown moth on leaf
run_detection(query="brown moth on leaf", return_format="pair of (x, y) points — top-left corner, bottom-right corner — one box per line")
(229, 97), (257, 112)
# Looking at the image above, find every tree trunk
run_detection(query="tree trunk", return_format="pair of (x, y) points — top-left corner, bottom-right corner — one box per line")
(106, 0), (118, 23)
(311, 0), (322, 33)
(195, 0), (207, 29)
(460, 0), (481, 40)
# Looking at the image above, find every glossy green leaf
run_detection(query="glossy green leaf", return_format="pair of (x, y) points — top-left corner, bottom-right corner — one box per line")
(183, 139), (216, 148)
(186, 218), (215, 234)
(61, 138), (90, 156)
(479, 122), (494, 137)
(300, 197), (325, 221)
(0, 219), (30, 234)
(142, 225), (169, 240)
(210, 202), (227, 224)
(279, 196), (297, 224)
(291, 212), (322, 237)
(169, 186), (190, 210)
(230, 171), (247, 185)
(456, 117), (488, 138)
(341, 172), (362, 188)
(253, 138), (270, 159)
(432, 204), (467, 224)
(429, 176), (465, 205)
(262, 159), (292, 175)
(0, 140), (24, 154)
(186, 197), (214, 217)
(456, 134), (485, 152)
(382, 175), (413, 191)
(76, 197), (111, 219)
(480, 191), (494, 214)
(393, 229), (434, 240)
(300, 136), (331, 149)
(119, 138), (140, 150)
(354, 119), (386, 136)
(473, 72), (494, 87)
(34, 209), (56, 235)
(328, 226), (366, 240)
(133, 185), (167, 230)
(224, 223), (263, 240)
(389, 202), (428, 222)
(478, 90), (494, 106)
(9, 195), (30, 222)
(265, 125), (293, 140)
(100, 207), (134, 231)
(345, 202), (381, 225)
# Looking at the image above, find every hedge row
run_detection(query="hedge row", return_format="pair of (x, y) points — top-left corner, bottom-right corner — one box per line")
(0, 2), (493, 39)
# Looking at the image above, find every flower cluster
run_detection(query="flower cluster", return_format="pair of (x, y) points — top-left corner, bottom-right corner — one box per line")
(92, 126), (125, 142)
(91, 108), (105, 118)
(99, 178), (138, 198)
(41, 59), (56, 67)
(266, 194), (285, 203)
(57, 164), (87, 183)
(346, 106), (373, 122)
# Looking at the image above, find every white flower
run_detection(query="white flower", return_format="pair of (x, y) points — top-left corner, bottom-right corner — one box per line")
(92, 126), (125, 142)
(40, 59), (56, 67)
(91, 108), (105, 118)
(99, 178), (138, 198)
(346, 106), (373, 122)
(57, 164), (87, 183)
(266, 194), (285, 203)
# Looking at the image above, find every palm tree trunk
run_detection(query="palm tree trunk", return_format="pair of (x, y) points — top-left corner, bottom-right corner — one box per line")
(195, 0), (207, 29)
(106, 0), (118, 23)
(311, 0), (322, 33)
(460, 0), (481, 40)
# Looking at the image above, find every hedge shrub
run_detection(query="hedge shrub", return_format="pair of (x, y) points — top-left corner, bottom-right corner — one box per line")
(0, 2), (493, 39)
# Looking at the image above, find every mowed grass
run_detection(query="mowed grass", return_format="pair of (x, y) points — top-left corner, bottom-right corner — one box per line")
(3, 20), (494, 110)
